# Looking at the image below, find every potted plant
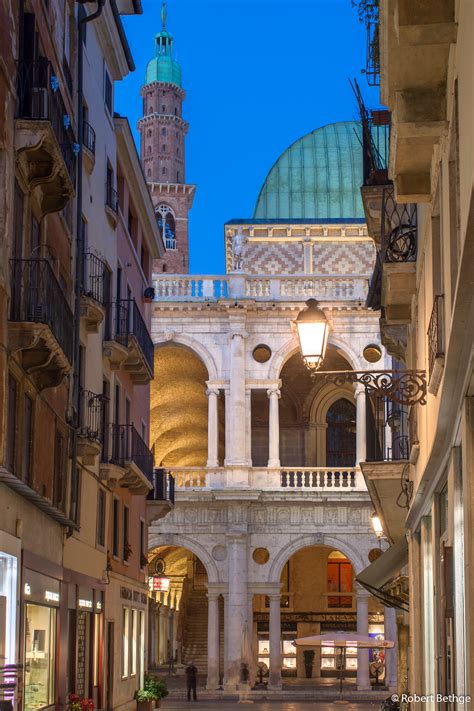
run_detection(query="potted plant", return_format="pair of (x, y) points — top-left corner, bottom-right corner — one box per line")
(134, 689), (155, 711)
(144, 675), (169, 708)
(66, 695), (94, 711)
(303, 649), (315, 679)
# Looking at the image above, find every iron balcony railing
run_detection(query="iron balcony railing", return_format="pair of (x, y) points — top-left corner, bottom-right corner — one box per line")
(105, 182), (118, 213)
(16, 58), (76, 185)
(381, 186), (417, 264)
(82, 252), (109, 306)
(147, 467), (175, 505)
(365, 18), (380, 86)
(9, 258), (73, 363)
(362, 111), (390, 186)
(79, 389), (107, 442)
(102, 423), (153, 480)
(105, 299), (154, 376)
(366, 392), (410, 462)
(428, 294), (445, 378)
(82, 120), (96, 155)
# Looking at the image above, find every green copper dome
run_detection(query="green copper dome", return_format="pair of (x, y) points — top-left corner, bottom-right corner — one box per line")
(253, 121), (364, 220)
(144, 3), (182, 88)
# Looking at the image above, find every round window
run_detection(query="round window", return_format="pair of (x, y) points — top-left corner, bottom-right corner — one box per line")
(252, 344), (272, 363)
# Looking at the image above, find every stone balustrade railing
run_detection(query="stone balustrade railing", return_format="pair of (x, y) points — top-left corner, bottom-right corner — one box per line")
(152, 274), (369, 302)
(169, 466), (366, 492)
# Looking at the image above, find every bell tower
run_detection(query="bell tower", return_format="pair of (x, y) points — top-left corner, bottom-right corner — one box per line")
(138, 2), (195, 273)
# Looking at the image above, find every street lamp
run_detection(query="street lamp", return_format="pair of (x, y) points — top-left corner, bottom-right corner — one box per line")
(294, 299), (330, 372)
(371, 512), (385, 539)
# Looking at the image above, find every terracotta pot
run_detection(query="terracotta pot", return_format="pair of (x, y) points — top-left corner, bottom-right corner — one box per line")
(137, 701), (153, 711)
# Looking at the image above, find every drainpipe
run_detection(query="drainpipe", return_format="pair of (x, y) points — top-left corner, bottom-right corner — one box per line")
(69, 0), (105, 533)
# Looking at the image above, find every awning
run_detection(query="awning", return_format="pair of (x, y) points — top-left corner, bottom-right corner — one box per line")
(356, 537), (409, 612)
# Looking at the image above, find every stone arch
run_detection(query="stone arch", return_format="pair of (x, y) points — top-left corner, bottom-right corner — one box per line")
(148, 532), (220, 583)
(153, 334), (219, 380)
(268, 533), (367, 584)
(309, 382), (355, 424)
(270, 334), (362, 380)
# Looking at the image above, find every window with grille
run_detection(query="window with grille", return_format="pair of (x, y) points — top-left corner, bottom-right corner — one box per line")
(326, 398), (356, 467)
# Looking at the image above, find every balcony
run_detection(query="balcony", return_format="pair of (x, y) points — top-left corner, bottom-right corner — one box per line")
(80, 252), (109, 333)
(147, 467), (175, 524)
(427, 294), (445, 394)
(162, 466), (367, 493)
(103, 299), (154, 382)
(360, 392), (411, 543)
(379, 187), (417, 360)
(9, 259), (73, 390)
(82, 120), (96, 172)
(77, 390), (106, 464)
(15, 58), (76, 215)
(152, 274), (369, 303)
(100, 424), (153, 495)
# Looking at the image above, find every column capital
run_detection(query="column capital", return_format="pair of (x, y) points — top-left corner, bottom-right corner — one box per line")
(267, 387), (281, 399)
(354, 383), (366, 397)
(355, 582), (371, 599)
(206, 386), (220, 397)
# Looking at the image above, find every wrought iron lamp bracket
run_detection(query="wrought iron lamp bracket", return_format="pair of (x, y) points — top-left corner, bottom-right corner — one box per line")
(315, 370), (427, 406)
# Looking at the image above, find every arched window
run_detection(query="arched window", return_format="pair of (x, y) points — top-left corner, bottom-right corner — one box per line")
(162, 144), (166, 152)
(147, 145), (151, 153)
(162, 104), (166, 112)
(326, 398), (356, 466)
(327, 551), (353, 608)
(174, 107), (177, 116)
(147, 129), (152, 138)
(147, 169), (151, 177)
(162, 166), (166, 175)
(156, 205), (176, 250)
(161, 127), (166, 136)
(149, 106), (153, 114)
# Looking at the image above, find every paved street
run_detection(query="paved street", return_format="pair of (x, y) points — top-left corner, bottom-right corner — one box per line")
(163, 703), (380, 710)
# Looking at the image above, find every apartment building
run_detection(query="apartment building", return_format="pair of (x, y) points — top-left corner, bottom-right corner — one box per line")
(0, 2), (166, 710)
(360, 0), (474, 704)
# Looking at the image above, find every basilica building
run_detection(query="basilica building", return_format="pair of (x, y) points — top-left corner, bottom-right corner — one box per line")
(141, 11), (400, 697)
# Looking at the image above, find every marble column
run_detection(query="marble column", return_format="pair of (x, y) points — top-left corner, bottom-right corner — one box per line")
(355, 385), (367, 464)
(225, 328), (248, 465)
(267, 387), (281, 468)
(268, 593), (282, 688)
(246, 389), (252, 464)
(206, 386), (219, 467)
(207, 591), (220, 688)
(384, 606), (398, 690)
(356, 586), (371, 690)
(225, 534), (248, 689)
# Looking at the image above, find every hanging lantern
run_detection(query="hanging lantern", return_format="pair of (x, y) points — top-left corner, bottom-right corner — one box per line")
(371, 512), (384, 539)
(295, 299), (330, 372)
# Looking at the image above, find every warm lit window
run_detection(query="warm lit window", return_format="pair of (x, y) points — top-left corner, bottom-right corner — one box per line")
(24, 604), (57, 711)
(327, 551), (353, 608)
(122, 608), (130, 678)
(131, 608), (137, 676)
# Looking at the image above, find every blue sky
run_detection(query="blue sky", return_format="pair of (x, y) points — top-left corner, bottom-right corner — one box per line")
(115, 0), (381, 274)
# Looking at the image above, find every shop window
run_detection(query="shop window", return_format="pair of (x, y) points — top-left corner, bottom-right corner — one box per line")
(6, 374), (18, 474)
(327, 551), (353, 608)
(326, 398), (356, 467)
(0, 553), (18, 666)
(96, 488), (106, 548)
(131, 609), (137, 676)
(112, 498), (120, 558)
(122, 608), (130, 678)
(24, 604), (56, 711)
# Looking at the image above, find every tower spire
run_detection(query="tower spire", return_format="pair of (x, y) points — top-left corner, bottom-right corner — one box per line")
(161, 2), (167, 30)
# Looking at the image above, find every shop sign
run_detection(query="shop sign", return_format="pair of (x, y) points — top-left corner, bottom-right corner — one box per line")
(78, 599), (93, 609)
(45, 591), (60, 602)
(149, 575), (170, 592)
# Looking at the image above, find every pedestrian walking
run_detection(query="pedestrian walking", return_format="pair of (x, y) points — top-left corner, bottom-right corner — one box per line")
(185, 661), (198, 702)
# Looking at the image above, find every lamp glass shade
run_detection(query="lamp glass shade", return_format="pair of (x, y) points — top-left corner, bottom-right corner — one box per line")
(371, 513), (384, 538)
(295, 300), (329, 371)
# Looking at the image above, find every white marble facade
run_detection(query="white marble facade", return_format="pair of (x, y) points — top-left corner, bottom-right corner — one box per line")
(148, 221), (396, 691)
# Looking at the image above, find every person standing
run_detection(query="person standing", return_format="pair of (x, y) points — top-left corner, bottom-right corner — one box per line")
(185, 661), (198, 702)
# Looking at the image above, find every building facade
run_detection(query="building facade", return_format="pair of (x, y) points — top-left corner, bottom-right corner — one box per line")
(0, 3), (166, 711)
(360, 0), (474, 706)
(147, 121), (401, 695)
